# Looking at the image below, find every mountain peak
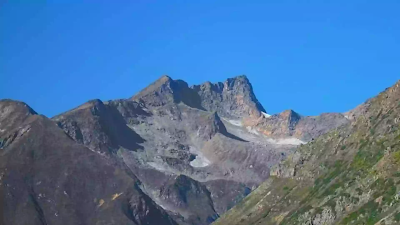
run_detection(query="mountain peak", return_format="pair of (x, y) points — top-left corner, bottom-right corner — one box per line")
(279, 109), (300, 119)
(138, 74), (172, 90)
(131, 75), (175, 107)
(53, 99), (106, 118)
(86, 99), (104, 106)
(227, 74), (249, 82)
(131, 74), (265, 119)
(0, 99), (37, 134)
(224, 75), (250, 89)
(131, 75), (202, 109)
(191, 75), (265, 119)
(158, 74), (173, 83)
(0, 99), (37, 115)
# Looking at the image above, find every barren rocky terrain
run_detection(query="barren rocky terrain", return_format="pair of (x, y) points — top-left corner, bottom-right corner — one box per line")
(1, 75), (352, 225)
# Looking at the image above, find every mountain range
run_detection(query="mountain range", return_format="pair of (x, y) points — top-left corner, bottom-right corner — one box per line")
(1, 75), (397, 225)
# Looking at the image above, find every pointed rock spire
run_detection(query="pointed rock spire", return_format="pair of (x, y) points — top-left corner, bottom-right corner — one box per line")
(192, 75), (266, 119)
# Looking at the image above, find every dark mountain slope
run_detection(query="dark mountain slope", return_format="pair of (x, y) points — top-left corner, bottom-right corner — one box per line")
(0, 100), (177, 225)
(53, 99), (146, 154)
(213, 80), (400, 225)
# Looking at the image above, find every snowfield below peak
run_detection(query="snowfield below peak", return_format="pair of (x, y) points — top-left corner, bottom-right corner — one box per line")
(226, 119), (243, 127)
(189, 146), (211, 168)
(190, 153), (211, 168)
(266, 137), (306, 145)
(261, 112), (271, 118)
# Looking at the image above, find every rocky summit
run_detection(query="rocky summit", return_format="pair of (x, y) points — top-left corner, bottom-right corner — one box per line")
(1, 75), (354, 225)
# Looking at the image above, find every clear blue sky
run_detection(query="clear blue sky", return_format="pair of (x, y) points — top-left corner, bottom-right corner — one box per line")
(1, 1), (399, 117)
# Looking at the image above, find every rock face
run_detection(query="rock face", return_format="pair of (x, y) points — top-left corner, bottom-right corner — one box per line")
(0, 100), (177, 225)
(255, 110), (349, 141)
(213, 80), (400, 225)
(191, 75), (266, 119)
(132, 75), (203, 110)
(53, 99), (146, 154)
(160, 175), (219, 225)
(0, 99), (37, 134)
(1, 75), (350, 225)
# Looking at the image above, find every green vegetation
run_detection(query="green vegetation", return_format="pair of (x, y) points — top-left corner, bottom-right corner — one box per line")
(351, 148), (384, 171)
(282, 205), (313, 224)
(359, 138), (369, 150)
(320, 181), (342, 197)
(340, 200), (380, 225)
(324, 199), (337, 212)
(283, 186), (290, 191)
(321, 161), (344, 185)
(393, 171), (400, 177)
(395, 212), (400, 221)
(339, 178), (397, 224)
(371, 178), (396, 202)
(393, 151), (400, 164)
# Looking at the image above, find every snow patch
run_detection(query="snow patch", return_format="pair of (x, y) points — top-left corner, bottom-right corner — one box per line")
(147, 162), (169, 172)
(190, 152), (211, 168)
(158, 203), (168, 210)
(227, 119), (243, 127)
(189, 146), (211, 168)
(267, 137), (306, 146)
(262, 112), (271, 118)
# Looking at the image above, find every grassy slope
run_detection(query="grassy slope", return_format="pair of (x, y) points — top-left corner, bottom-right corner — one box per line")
(214, 80), (400, 225)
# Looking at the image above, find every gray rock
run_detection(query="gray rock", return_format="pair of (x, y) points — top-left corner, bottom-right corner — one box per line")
(0, 100), (177, 225)
(1, 75), (350, 225)
(192, 75), (266, 119)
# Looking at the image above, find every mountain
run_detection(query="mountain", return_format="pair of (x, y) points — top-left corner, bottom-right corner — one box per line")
(254, 110), (349, 141)
(1, 75), (350, 225)
(191, 75), (266, 120)
(0, 100), (177, 225)
(213, 80), (400, 225)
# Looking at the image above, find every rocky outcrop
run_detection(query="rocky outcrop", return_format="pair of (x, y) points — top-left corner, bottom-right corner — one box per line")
(255, 110), (349, 141)
(53, 99), (145, 153)
(132, 75), (203, 110)
(192, 75), (266, 120)
(0, 99), (36, 134)
(255, 109), (301, 137)
(160, 175), (219, 225)
(294, 112), (349, 140)
(132, 75), (266, 120)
